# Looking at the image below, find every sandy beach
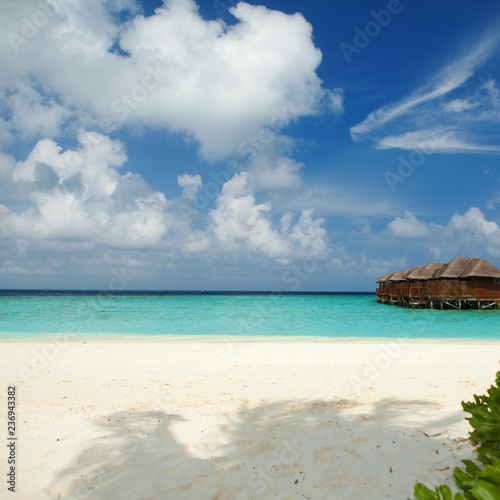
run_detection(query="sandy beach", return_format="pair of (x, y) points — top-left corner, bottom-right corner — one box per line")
(1, 339), (499, 500)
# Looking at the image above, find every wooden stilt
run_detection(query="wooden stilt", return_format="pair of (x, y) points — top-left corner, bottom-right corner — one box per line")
(376, 271), (500, 310)
(481, 301), (497, 309)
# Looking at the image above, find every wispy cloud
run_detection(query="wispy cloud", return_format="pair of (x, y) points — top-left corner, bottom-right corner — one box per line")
(376, 128), (500, 153)
(350, 28), (500, 153)
(271, 184), (397, 218)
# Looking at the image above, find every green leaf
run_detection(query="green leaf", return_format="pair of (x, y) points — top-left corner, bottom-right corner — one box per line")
(414, 483), (440, 500)
(472, 479), (500, 500)
(454, 467), (476, 490)
(463, 460), (481, 476)
(409, 370), (500, 500)
(464, 490), (475, 500)
(470, 417), (499, 433)
(479, 466), (500, 487)
(438, 485), (453, 500)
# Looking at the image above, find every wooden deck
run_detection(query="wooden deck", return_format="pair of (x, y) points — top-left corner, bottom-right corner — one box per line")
(376, 278), (500, 310)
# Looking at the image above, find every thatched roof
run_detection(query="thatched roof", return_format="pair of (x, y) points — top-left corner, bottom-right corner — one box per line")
(376, 272), (393, 283)
(387, 270), (404, 282)
(435, 257), (500, 279)
(406, 262), (446, 280)
(377, 258), (500, 283)
(401, 266), (418, 279)
(469, 259), (500, 278)
(404, 265), (425, 280)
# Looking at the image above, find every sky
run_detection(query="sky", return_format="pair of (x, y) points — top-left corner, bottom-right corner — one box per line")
(0, 0), (500, 291)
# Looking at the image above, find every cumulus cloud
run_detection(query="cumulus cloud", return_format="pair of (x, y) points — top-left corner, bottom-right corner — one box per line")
(387, 210), (431, 238)
(0, 0), (340, 159)
(0, 132), (329, 268)
(208, 172), (327, 259)
(177, 173), (202, 201)
(248, 155), (304, 191)
(386, 207), (500, 258)
(1, 83), (70, 141)
(449, 206), (499, 236)
(0, 0), (344, 283)
(0, 131), (168, 249)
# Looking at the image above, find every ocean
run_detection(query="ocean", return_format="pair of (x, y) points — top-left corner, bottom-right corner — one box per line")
(0, 291), (499, 341)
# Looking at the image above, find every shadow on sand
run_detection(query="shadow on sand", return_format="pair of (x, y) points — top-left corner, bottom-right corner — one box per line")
(52, 398), (471, 500)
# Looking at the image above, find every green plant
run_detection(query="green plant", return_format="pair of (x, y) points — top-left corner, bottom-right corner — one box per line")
(410, 371), (500, 500)
(462, 371), (500, 464)
(412, 483), (463, 500)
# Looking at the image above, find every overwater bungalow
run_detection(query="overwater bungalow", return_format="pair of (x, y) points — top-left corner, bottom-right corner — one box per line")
(376, 257), (500, 309)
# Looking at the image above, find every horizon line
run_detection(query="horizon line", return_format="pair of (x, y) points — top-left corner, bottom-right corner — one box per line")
(0, 289), (375, 295)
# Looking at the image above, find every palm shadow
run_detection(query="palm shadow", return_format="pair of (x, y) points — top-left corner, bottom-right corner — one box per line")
(51, 398), (473, 500)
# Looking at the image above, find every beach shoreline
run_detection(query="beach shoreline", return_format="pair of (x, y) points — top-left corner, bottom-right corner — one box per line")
(1, 340), (499, 499)
(3, 334), (500, 344)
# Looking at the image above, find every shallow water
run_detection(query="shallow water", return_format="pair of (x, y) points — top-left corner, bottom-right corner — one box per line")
(0, 292), (499, 340)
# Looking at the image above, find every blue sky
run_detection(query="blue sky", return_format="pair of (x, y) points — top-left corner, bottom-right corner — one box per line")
(1, 0), (500, 291)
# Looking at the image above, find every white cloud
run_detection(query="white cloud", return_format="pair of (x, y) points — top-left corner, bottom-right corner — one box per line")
(208, 172), (327, 259)
(177, 173), (202, 201)
(249, 155), (304, 191)
(386, 207), (500, 258)
(387, 210), (431, 238)
(444, 98), (477, 113)
(351, 33), (499, 139)
(0, 0), (340, 159)
(3, 83), (70, 140)
(376, 128), (500, 153)
(350, 31), (500, 154)
(449, 206), (499, 236)
(0, 132), (329, 267)
(324, 88), (344, 117)
(0, 0), (343, 280)
(272, 184), (396, 217)
(0, 131), (168, 249)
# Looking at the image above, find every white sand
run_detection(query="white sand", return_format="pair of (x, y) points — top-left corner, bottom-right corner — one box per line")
(1, 338), (499, 500)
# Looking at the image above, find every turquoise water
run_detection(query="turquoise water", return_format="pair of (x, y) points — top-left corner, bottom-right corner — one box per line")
(0, 293), (499, 340)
